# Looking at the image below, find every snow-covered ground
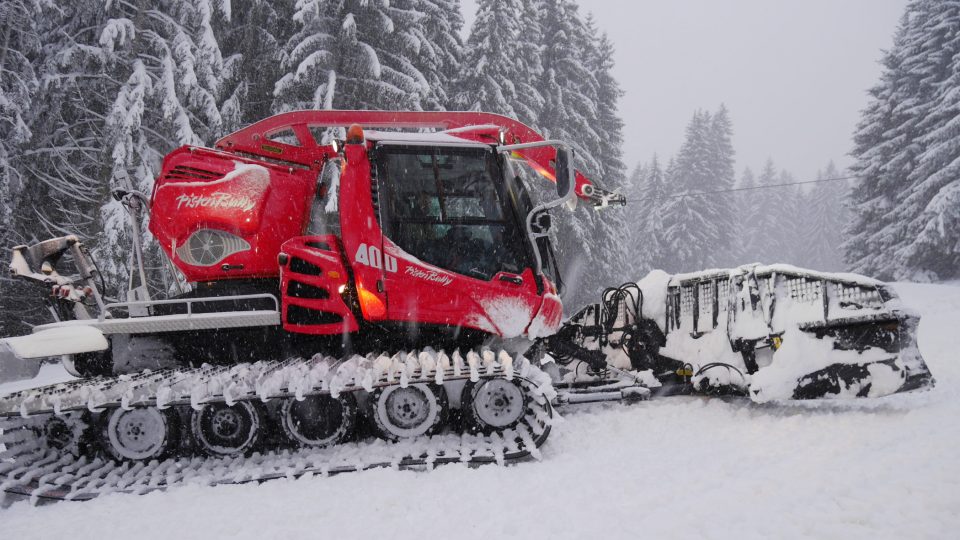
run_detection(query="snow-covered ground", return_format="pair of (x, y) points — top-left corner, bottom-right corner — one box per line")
(2, 283), (958, 540)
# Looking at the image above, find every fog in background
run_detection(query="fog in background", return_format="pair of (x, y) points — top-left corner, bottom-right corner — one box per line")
(462, 0), (908, 181)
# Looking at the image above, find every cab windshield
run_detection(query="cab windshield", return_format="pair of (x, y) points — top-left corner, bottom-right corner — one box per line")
(376, 144), (529, 280)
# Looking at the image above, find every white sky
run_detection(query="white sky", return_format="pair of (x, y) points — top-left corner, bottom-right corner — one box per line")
(460, 0), (908, 182)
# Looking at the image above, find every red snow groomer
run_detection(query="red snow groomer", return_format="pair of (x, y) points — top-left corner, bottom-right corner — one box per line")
(0, 111), (626, 500)
(0, 111), (933, 502)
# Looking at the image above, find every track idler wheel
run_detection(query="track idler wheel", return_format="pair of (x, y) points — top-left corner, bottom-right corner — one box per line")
(464, 378), (528, 432)
(190, 401), (264, 457)
(40, 412), (89, 456)
(101, 407), (179, 461)
(371, 383), (448, 441)
(280, 393), (357, 448)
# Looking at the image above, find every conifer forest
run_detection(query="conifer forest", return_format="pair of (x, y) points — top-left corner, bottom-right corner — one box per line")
(1, 0), (958, 337)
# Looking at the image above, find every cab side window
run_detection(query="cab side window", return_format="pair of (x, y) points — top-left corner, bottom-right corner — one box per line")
(306, 159), (342, 236)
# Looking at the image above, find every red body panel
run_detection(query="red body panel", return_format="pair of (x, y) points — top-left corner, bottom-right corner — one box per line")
(337, 143), (390, 324)
(152, 111), (589, 340)
(213, 110), (595, 201)
(380, 238), (541, 338)
(279, 235), (359, 334)
(149, 147), (318, 282)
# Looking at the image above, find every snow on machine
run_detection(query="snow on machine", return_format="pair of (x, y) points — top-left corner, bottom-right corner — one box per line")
(540, 266), (933, 402)
(0, 111), (933, 502)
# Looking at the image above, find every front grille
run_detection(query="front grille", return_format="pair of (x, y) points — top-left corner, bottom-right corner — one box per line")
(286, 305), (343, 326)
(287, 280), (330, 300)
(289, 257), (322, 276)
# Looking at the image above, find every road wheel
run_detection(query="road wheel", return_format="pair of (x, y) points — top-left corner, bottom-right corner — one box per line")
(41, 412), (89, 456)
(102, 407), (178, 461)
(190, 401), (264, 457)
(280, 393), (357, 448)
(371, 384), (447, 441)
(464, 378), (527, 432)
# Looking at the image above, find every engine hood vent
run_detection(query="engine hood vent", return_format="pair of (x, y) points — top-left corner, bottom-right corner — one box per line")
(164, 165), (224, 182)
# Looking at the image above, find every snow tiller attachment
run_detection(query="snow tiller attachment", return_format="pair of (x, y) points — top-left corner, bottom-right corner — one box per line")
(540, 265), (934, 402)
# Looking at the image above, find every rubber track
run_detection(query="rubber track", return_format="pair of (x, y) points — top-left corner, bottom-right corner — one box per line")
(0, 349), (556, 503)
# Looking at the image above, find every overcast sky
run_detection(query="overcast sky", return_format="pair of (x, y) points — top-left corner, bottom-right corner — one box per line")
(461, 0), (908, 182)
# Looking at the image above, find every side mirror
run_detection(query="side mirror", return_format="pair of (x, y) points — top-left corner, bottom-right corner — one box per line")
(530, 210), (552, 234)
(555, 147), (574, 199)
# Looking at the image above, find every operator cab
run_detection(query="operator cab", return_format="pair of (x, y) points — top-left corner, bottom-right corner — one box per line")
(374, 143), (532, 283)
(306, 134), (562, 294)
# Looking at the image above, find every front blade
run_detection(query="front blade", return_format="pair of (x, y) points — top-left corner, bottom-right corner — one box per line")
(0, 340), (42, 384)
(2, 326), (108, 360)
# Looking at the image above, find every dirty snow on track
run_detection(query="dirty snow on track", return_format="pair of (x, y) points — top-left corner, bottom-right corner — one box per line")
(2, 283), (958, 540)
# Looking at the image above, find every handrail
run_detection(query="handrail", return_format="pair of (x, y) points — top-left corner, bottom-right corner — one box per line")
(101, 293), (280, 321)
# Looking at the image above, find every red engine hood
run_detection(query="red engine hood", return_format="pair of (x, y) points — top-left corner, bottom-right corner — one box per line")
(149, 146), (318, 282)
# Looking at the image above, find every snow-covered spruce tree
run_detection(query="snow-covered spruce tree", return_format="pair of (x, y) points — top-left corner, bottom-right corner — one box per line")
(274, 0), (429, 112)
(845, 16), (913, 279)
(374, 2), (445, 111)
(533, 0), (616, 306)
(623, 160), (648, 271)
(734, 167), (761, 263)
(705, 104), (738, 266)
(633, 155), (667, 273)
(538, 0), (602, 176)
(0, 0), (41, 245)
(0, 1), (166, 332)
(771, 171), (809, 265)
(575, 13), (631, 297)
(214, 0), (296, 131)
(5, 0), (239, 306)
(847, 1), (960, 280)
(588, 27), (626, 185)
(659, 108), (737, 271)
(749, 159), (785, 264)
(8, 0), (121, 250)
(660, 139), (715, 273)
(454, 0), (540, 122)
(892, 0), (960, 279)
(0, 0), (45, 335)
(93, 0), (233, 292)
(392, 0), (464, 111)
(804, 162), (850, 271)
(512, 0), (546, 122)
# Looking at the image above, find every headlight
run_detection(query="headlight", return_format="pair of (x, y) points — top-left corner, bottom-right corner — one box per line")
(175, 229), (250, 266)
